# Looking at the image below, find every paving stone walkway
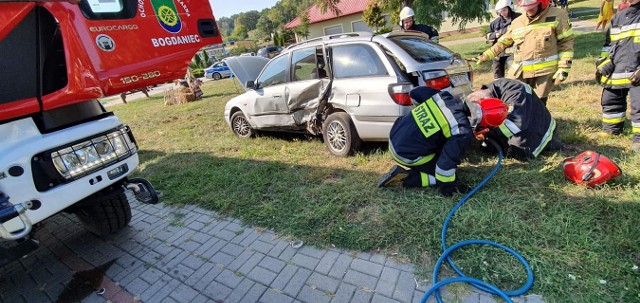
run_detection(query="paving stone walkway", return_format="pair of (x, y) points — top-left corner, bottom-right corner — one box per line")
(0, 201), (547, 303)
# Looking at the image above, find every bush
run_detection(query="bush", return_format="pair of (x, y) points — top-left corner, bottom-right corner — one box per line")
(192, 68), (204, 78)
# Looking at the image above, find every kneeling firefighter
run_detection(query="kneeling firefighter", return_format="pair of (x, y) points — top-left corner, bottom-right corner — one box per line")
(377, 87), (508, 196)
(468, 79), (563, 160)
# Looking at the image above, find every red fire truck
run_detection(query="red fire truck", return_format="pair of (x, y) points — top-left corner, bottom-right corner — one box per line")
(0, 0), (221, 264)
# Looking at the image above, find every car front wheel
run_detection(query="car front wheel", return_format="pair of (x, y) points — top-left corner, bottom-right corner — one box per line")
(323, 112), (362, 157)
(213, 73), (222, 80)
(231, 111), (254, 138)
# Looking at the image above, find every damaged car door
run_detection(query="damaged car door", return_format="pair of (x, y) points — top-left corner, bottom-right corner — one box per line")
(286, 45), (331, 128)
(237, 46), (330, 130)
(249, 55), (292, 128)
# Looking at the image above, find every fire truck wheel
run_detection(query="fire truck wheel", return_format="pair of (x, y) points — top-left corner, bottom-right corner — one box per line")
(75, 187), (132, 236)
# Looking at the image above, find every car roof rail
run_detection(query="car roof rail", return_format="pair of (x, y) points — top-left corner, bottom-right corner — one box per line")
(285, 31), (374, 50)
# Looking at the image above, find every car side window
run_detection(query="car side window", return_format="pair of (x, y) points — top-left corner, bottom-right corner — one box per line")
(332, 44), (387, 79)
(291, 48), (317, 81)
(257, 55), (288, 88)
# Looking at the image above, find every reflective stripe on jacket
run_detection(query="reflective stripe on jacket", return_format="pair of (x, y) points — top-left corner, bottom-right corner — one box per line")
(484, 6), (574, 79)
(388, 88), (473, 184)
(487, 79), (556, 158)
(599, 3), (640, 88)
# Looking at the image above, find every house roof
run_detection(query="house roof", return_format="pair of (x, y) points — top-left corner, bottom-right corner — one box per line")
(284, 0), (371, 29)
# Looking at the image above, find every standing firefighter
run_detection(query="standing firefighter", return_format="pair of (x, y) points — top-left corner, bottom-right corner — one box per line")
(476, 0), (574, 105)
(486, 0), (521, 79)
(399, 6), (440, 43)
(595, 0), (640, 152)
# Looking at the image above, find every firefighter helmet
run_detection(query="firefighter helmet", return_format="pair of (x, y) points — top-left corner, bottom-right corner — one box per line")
(399, 7), (415, 25)
(562, 151), (622, 187)
(468, 98), (509, 129)
(516, 0), (551, 11)
(495, 0), (514, 11)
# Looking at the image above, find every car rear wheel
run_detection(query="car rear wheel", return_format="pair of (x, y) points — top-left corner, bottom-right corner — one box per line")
(323, 112), (362, 157)
(213, 73), (222, 80)
(231, 111), (254, 138)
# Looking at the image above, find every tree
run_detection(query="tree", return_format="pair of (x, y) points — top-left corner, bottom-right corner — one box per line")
(272, 31), (283, 46)
(295, 12), (310, 39)
(256, 13), (275, 39)
(201, 51), (210, 67)
(217, 16), (234, 37)
(362, 3), (386, 32)
(231, 24), (248, 40)
(193, 53), (203, 69)
(235, 10), (260, 31)
(351, 0), (490, 30)
(315, 0), (341, 15)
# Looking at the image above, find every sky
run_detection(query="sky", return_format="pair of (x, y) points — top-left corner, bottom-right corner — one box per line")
(209, 0), (281, 19)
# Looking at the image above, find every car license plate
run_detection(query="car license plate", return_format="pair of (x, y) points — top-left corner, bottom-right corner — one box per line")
(450, 74), (469, 87)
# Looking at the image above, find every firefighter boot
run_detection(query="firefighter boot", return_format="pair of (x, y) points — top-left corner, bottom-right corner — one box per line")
(377, 165), (409, 188)
(545, 137), (564, 152)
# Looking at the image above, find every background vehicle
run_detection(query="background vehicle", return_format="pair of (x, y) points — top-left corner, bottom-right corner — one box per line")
(205, 61), (233, 80)
(0, 0), (221, 265)
(224, 31), (473, 156)
(256, 46), (284, 59)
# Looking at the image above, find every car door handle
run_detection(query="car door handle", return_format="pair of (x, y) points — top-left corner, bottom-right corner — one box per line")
(272, 94), (282, 98)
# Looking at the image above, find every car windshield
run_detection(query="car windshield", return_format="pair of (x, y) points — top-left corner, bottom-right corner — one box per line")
(387, 36), (453, 63)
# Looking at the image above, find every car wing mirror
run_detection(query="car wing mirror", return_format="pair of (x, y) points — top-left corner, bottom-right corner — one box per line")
(246, 80), (256, 89)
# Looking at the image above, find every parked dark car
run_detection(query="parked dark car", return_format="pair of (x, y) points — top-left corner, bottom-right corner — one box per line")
(256, 46), (283, 59)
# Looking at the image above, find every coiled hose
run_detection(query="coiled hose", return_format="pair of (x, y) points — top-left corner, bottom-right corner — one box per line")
(420, 139), (534, 303)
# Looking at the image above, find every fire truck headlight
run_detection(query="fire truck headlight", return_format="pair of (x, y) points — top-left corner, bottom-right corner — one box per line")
(50, 127), (137, 180)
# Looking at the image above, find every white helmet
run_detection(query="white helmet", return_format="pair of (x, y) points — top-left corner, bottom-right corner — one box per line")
(399, 7), (415, 25)
(495, 0), (514, 11)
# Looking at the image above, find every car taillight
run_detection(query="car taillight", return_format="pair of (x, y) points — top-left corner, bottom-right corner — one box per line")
(425, 75), (451, 90)
(388, 83), (413, 106)
(422, 70), (451, 90)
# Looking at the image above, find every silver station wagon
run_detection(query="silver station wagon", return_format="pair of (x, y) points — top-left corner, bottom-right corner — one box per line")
(224, 31), (473, 156)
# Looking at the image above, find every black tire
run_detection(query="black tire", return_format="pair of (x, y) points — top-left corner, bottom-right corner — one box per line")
(231, 111), (255, 138)
(322, 112), (362, 157)
(213, 73), (222, 80)
(75, 186), (132, 236)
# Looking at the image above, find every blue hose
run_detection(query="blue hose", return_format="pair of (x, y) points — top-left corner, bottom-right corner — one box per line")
(420, 139), (534, 303)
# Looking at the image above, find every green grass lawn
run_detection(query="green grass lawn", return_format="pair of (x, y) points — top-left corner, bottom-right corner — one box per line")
(111, 31), (640, 302)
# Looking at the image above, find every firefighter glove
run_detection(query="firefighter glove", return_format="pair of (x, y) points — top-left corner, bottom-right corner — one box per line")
(473, 128), (490, 141)
(629, 70), (640, 86)
(595, 69), (602, 83)
(595, 57), (614, 77)
(553, 68), (570, 82)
